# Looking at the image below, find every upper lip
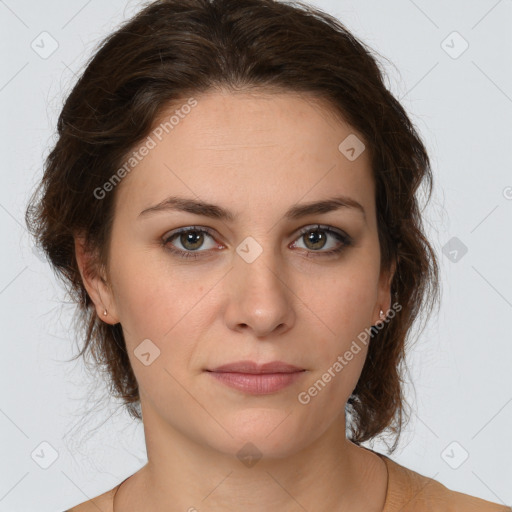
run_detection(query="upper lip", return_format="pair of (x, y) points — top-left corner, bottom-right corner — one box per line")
(207, 360), (305, 374)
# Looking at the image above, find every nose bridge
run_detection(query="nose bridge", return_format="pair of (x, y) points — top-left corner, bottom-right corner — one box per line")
(234, 232), (284, 286)
(234, 234), (284, 295)
(225, 233), (294, 335)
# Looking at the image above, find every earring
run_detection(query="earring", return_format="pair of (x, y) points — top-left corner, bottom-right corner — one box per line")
(379, 309), (384, 318)
(103, 309), (108, 316)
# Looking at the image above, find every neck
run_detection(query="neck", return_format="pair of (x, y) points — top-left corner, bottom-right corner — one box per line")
(113, 401), (387, 512)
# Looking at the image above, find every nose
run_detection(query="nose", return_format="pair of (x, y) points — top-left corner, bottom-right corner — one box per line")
(224, 243), (295, 338)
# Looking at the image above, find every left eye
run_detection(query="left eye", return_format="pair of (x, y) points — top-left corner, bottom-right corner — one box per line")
(292, 224), (351, 253)
(162, 224), (351, 259)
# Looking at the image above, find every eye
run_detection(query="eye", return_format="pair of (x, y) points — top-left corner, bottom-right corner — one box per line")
(162, 226), (220, 259)
(162, 224), (352, 260)
(291, 224), (352, 257)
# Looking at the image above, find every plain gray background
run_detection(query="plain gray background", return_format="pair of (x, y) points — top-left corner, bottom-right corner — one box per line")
(0, 0), (511, 510)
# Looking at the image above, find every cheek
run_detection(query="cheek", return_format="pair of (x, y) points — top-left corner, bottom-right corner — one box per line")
(303, 271), (377, 393)
(109, 249), (210, 362)
(112, 270), (167, 339)
(109, 241), (179, 328)
(299, 316), (371, 425)
(109, 261), (200, 407)
(315, 270), (379, 338)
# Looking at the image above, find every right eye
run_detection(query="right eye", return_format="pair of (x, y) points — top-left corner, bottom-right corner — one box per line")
(162, 226), (222, 259)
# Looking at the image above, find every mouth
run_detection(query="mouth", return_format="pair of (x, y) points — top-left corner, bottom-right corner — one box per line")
(205, 360), (306, 395)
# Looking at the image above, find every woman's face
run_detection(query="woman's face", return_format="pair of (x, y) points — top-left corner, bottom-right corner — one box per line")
(85, 89), (394, 458)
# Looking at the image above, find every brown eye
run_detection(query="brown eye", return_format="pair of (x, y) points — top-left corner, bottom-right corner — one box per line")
(292, 225), (352, 256)
(302, 228), (328, 250)
(162, 226), (218, 259)
(177, 230), (205, 251)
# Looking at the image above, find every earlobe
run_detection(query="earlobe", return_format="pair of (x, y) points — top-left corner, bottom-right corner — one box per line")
(74, 234), (119, 324)
(374, 259), (397, 324)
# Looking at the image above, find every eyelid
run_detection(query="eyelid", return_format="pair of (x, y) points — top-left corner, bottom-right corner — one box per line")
(294, 224), (350, 241)
(162, 225), (219, 242)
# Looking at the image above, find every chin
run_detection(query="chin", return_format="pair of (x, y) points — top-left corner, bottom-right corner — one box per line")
(205, 408), (315, 461)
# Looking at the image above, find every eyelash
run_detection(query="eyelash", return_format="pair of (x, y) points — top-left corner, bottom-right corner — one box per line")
(162, 225), (352, 260)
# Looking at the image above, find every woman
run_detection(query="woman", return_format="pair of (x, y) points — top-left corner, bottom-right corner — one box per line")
(25, 0), (511, 510)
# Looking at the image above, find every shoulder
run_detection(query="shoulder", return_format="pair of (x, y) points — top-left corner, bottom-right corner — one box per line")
(379, 453), (511, 512)
(64, 483), (120, 512)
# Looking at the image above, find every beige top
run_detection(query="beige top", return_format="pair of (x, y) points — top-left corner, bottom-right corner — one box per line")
(376, 451), (511, 511)
(65, 451), (511, 511)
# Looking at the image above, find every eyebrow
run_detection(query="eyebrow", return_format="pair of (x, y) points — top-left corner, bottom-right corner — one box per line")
(138, 195), (366, 223)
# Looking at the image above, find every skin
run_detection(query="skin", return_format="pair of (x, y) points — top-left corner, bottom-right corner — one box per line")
(74, 89), (395, 512)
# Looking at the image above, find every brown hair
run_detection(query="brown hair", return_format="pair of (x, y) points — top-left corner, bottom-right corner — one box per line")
(25, 0), (440, 452)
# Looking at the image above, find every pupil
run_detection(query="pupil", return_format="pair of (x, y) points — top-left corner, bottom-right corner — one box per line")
(182, 231), (203, 250)
(306, 230), (326, 249)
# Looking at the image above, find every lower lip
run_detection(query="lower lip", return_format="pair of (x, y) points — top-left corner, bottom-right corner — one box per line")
(207, 371), (305, 394)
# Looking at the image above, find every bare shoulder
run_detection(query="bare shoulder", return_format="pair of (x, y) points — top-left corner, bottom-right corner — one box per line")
(65, 483), (120, 512)
(380, 452), (511, 512)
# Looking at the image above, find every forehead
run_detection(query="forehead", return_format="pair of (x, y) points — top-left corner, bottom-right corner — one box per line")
(114, 89), (375, 222)
(150, 89), (362, 153)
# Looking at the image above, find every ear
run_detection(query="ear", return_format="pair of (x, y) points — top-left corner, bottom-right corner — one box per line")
(74, 233), (119, 324)
(373, 258), (397, 325)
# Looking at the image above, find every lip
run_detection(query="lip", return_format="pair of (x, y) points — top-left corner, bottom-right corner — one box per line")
(207, 360), (304, 374)
(205, 360), (306, 395)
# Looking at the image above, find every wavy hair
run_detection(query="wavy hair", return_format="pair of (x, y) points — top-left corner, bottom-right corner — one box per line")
(25, 0), (440, 452)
